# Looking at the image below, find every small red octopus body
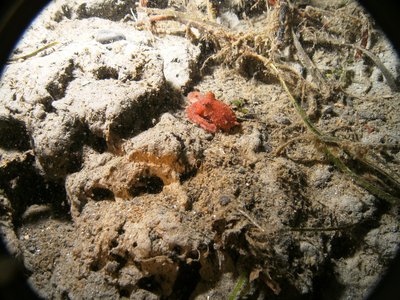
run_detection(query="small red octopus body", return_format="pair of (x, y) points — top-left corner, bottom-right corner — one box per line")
(186, 91), (240, 133)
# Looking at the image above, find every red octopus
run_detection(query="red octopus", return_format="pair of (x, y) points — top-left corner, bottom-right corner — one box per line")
(186, 91), (239, 133)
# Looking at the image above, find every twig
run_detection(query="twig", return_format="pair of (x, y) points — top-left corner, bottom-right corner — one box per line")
(276, 0), (289, 43)
(304, 36), (399, 92)
(8, 41), (59, 62)
(130, 7), (137, 22)
(291, 30), (329, 94)
(236, 208), (265, 232)
(135, 7), (229, 35)
(349, 44), (399, 92)
(289, 223), (356, 232)
(322, 146), (399, 204)
(267, 58), (399, 203)
(274, 135), (309, 156)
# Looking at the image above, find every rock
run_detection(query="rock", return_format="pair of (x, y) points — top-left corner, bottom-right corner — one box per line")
(55, 182), (208, 298)
(0, 194), (23, 260)
(274, 115), (291, 125)
(217, 11), (240, 28)
(95, 29), (126, 44)
(299, 241), (323, 268)
(309, 165), (333, 188)
(29, 113), (85, 178)
(237, 128), (264, 162)
(157, 36), (201, 90)
(333, 252), (383, 300)
(66, 113), (206, 218)
(324, 192), (377, 225)
(1, 18), (203, 178)
(64, 0), (133, 21)
(219, 194), (231, 206)
(364, 213), (400, 259)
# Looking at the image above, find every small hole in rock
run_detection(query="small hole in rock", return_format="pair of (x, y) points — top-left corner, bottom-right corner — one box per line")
(113, 254), (127, 267)
(170, 261), (201, 299)
(61, 290), (71, 300)
(187, 250), (200, 260)
(172, 245), (183, 256)
(111, 239), (119, 248)
(91, 187), (114, 201)
(128, 176), (164, 197)
(137, 276), (161, 294)
(90, 261), (101, 272)
(330, 235), (354, 259)
(0, 117), (30, 150)
(119, 288), (131, 298)
(94, 66), (119, 80)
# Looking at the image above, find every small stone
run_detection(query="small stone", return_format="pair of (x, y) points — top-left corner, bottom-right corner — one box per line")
(321, 105), (335, 117)
(22, 204), (52, 221)
(217, 11), (240, 28)
(157, 36), (200, 90)
(275, 115), (291, 125)
(310, 166), (333, 188)
(219, 195), (231, 206)
(95, 30), (126, 44)
(238, 167), (246, 174)
(357, 111), (386, 121)
(105, 261), (120, 274)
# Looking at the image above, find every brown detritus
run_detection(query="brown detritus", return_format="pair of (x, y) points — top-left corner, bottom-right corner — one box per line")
(143, 0), (400, 212)
(276, 0), (288, 44)
(291, 29), (329, 96)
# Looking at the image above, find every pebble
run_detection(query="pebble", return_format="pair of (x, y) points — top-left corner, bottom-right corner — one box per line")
(217, 11), (240, 28)
(22, 204), (51, 221)
(95, 30), (126, 44)
(219, 195), (231, 206)
(357, 111), (386, 121)
(105, 261), (120, 274)
(274, 115), (291, 125)
(321, 105), (335, 117)
(311, 166), (333, 188)
(157, 36), (200, 89)
(238, 167), (246, 174)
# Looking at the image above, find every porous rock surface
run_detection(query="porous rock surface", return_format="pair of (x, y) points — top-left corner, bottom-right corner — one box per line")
(0, 0), (399, 299)
(0, 16), (199, 178)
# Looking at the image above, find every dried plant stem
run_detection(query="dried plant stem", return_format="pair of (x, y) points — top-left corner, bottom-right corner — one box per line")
(274, 136), (310, 156)
(134, 7), (399, 204)
(306, 37), (398, 92)
(291, 30), (329, 94)
(322, 146), (399, 204)
(228, 272), (248, 300)
(8, 41), (59, 62)
(268, 59), (399, 204)
(236, 208), (265, 232)
(348, 44), (399, 92)
(289, 223), (356, 232)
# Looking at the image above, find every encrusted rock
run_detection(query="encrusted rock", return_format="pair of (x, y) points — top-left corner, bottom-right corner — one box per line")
(66, 113), (206, 217)
(1, 17), (201, 178)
